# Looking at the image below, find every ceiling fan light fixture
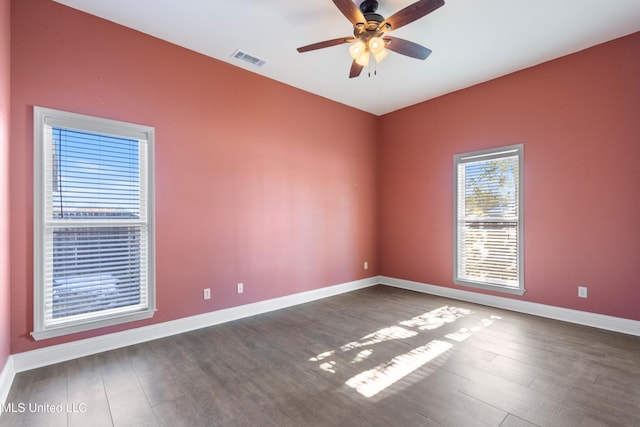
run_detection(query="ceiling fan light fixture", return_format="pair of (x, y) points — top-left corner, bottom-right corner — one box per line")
(373, 48), (388, 63)
(355, 51), (370, 67)
(368, 37), (385, 54)
(349, 40), (367, 60)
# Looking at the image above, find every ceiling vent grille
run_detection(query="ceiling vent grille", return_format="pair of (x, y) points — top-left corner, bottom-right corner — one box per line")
(232, 49), (267, 67)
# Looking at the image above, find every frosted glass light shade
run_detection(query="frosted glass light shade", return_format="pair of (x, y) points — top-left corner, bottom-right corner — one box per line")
(349, 40), (366, 59)
(368, 37), (385, 54)
(373, 49), (388, 63)
(355, 51), (370, 66)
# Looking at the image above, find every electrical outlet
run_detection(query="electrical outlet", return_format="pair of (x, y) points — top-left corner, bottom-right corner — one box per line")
(364, 261), (368, 270)
(578, 286), (587, 298)
(237, 283), (244, 294)
(203, 288), (211, 300)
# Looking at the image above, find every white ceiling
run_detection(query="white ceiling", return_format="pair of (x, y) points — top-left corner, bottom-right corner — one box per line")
(53, 0), (640, 116)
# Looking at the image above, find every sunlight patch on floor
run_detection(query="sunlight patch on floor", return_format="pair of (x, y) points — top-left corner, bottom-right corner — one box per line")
(351, 349), (374, 364)
(309, 350), (335, 362)
(400, 306), (472, 330)
(445, 315), (501, 342)
(307, 304), (501, 399)
(340, 326), (418, 351)
(319, 360), (337, 373)
(345, 340), (453, 398)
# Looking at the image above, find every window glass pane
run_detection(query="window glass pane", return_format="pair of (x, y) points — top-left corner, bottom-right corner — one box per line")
(462, 157), (518, 219)
(458, 222), (518, 285)
(50, 226), (145, 319)
(51, 128), (141, 219)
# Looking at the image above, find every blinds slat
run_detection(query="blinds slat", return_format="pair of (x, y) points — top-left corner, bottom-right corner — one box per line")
(43, 125), (149, 323)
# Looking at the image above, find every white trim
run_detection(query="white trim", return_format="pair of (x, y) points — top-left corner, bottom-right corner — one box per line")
(0, 356), (15, 408)
(453, 143), (524, 295)
(11, 277), (379, 373)
(380, 276), (640, 337)
(33, 106), (156, 341)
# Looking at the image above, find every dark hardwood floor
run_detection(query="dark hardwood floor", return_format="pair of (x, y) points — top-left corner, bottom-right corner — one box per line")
(2, 285), (639, 426)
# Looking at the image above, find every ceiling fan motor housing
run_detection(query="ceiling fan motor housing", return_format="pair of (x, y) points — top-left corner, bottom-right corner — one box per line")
(359, 0), (379, 14)
(357, 0), (387, 33)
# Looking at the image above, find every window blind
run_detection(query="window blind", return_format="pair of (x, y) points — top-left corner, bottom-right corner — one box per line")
(43, 127), (149, 326)
(455, 147), (522, 290)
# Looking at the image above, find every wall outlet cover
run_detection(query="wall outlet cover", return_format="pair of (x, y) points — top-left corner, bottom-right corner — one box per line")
(578, 286), (588, 298)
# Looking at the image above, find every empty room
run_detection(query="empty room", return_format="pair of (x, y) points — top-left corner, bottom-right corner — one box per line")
(1, 0), (639, 426)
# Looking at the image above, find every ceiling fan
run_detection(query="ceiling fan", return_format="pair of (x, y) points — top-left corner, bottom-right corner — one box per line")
(297, 0), (445, 78)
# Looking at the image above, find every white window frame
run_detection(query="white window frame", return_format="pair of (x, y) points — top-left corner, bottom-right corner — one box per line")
(453, 144), (524, 295)
(33, 106), (156, 340)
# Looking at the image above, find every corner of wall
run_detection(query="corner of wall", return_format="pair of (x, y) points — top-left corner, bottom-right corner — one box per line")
(0, 0), (13, 375)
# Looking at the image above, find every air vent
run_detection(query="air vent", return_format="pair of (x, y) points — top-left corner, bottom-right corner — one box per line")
(231, 49), (267, 68)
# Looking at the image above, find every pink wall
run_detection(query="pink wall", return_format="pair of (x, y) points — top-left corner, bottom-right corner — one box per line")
(7, 0), (639, 357)
(9, 0), (378, 353)
(378, 32), (640, 320)
(0, 0), (11, 369)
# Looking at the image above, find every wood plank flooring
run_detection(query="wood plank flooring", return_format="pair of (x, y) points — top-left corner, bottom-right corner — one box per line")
(1, 285), (639, 426)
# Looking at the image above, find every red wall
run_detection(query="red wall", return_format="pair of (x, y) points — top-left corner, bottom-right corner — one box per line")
(378, 32), (640, 320)
(9, 0), (378, 353)
(0, 0), (11, 369)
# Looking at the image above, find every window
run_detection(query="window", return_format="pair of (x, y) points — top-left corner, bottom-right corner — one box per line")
(33, 106), (155, 340)
(454, 144), (523, 295)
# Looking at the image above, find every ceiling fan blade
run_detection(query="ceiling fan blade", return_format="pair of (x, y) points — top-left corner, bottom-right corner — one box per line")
(297, 37), (354, 53)
(383, 37), (432, 60)
(332, 0), (366, 25)
(381, 0), (445, 32)
(349, 60), (364, 78)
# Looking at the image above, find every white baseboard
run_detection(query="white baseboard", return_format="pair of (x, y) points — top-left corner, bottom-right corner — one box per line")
(10, 276), (379, 374)
(380, 276), (640, 337)
(3, 275), (638, 408)
(0, 356), (15, 408)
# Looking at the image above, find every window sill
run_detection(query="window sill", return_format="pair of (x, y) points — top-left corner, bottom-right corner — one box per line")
(31, 309), (156, 341)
